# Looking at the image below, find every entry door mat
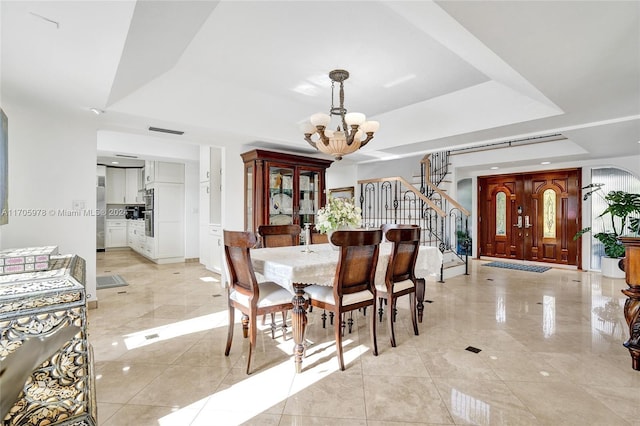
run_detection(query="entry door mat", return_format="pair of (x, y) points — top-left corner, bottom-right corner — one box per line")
(96, 275), (129, 289)
(483, 262), (551, 273)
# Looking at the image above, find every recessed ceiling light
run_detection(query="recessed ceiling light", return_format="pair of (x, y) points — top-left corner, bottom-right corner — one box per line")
(541, 161), (551, 165)
(490, 166), (499, 170)
(111, 161), (119, 165)
(89, 108), (104, 115)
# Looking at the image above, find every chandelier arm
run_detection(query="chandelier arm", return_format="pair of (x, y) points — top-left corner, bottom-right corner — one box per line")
(315, 126), (330, 146)
(346, 125), (361, 146)
(304, 135), (317, 149)
(359, 133), (374, 148)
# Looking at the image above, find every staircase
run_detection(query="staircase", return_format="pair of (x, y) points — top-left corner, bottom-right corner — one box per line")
(357, 151), (470, 281)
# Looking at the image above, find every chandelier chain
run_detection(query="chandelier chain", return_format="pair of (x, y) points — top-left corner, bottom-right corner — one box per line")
(330, 81), (336, 117)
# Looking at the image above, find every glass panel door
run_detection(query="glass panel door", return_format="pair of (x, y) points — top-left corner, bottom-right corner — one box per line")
(269, 165), (294, 225)
(298, 169), (320, 228)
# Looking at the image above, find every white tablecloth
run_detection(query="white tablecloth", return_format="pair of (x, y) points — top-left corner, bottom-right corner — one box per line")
(251, 243), (442, 293)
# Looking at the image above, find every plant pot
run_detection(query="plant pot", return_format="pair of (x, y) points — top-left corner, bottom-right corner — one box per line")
(601, 256), (625, 279)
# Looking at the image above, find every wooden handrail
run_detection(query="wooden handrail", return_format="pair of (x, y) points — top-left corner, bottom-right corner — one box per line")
(357, 176), (446, 217)
(423, 179), (470, 217)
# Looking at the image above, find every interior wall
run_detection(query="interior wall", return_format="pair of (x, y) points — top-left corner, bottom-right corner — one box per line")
(357, 156), (423, 182)
(97, 130), (200, 162)
(216, 143), (245, 286)
(0, 102), (97, 302)
(184, 161), (199, 259)
(326, 161), (357, 196)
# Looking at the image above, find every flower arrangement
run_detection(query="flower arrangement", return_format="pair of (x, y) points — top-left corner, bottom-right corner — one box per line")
(316, 196), (362, 234)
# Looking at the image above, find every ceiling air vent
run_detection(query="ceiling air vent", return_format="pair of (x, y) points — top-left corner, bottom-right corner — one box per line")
(148, 126), (184, 135)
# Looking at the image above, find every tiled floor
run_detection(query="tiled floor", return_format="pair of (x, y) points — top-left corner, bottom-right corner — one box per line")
(90, 249), (640, 425)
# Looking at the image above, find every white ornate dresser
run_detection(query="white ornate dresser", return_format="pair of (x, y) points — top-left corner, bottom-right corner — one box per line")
(0, 254), (96, 425)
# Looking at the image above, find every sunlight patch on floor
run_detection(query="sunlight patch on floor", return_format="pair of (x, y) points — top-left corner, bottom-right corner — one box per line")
(159, 342), (368, 424)
(123, 311), (228, 350)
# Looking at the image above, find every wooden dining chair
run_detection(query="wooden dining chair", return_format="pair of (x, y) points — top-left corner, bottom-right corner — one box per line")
(223, 230), (294, 374)
(256, 224), (301, 324)
(257, 224), (301, 248)
(309, 225), (329, 244)
(376, 224), (421, 347)
(304, 229), (382, 370)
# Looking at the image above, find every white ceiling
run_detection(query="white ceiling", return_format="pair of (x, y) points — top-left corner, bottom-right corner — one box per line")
(2, 1), (639, 167)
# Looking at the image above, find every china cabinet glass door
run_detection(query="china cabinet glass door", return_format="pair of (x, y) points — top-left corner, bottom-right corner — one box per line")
(269, 165), (294, 225)
(298, 169), (320, 227)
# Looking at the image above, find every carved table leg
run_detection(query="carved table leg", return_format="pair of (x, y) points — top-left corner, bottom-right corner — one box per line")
(291, 283), (308, 373)
(619, 237), (640, 371)
(622, 288), (640, 370)
(415, 278), (426, 323)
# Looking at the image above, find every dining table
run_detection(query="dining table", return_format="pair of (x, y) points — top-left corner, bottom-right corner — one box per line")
(250, 242), (443, 372)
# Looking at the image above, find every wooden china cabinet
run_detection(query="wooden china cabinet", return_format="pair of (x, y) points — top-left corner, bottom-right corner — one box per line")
(241, 150), (333, 236)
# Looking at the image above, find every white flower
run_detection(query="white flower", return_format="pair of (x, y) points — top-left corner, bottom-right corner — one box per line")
(316, 196), (362, 234)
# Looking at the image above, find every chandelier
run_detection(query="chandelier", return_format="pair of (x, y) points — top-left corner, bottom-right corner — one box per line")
(302, 69), (379, 160)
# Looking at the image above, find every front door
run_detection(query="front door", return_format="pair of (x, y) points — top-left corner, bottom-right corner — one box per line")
(478, 169), (581, 266)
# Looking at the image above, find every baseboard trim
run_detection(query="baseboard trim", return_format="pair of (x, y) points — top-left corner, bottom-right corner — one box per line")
(87, 300), (98, 310)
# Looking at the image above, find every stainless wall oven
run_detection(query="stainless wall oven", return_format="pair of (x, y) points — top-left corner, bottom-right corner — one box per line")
(144, 188), (154, 210)
(144, 210), (154, 237)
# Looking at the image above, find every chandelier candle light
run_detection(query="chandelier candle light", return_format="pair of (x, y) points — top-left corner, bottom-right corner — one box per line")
(302, 69), (379, 160)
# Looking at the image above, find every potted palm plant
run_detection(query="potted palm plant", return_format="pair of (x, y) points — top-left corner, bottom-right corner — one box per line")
(574, 184), (640, 278)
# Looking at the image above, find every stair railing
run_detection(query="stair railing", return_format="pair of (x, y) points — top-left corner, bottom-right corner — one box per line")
(421, 151), (450, 194)
(358, 175), (470, 280)
(358, 177), (449, 280)
(422, 178), (471, 275)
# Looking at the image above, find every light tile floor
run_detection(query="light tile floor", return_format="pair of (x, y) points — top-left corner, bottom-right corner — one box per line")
(90, 249), (640, 425)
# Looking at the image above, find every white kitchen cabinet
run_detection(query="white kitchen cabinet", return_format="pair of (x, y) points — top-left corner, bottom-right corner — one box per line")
(125, 168), (143, 204)
(144, 160), (184, 186)
(199, 146), (222, 223)
(144, 160), (155, 185)
(106, 167), (126, 204)
(200, 224), (222, 273)
(108, 167), (143, 204)
(200, 145), (211, 182)
(127, 219), (146, 254)
(198, 146), (223, 272)
(199, 224), (211, 269)
(210, 224), (222, 273)
(138, 168), (145, 191)
(143, 236), (156, 259)
(157, 161), (184, 183)
(210, 148), (222, 224)
(144, 182), (184, 263)
(106, 220), (127, 247)
(199, 181), (210, 226)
